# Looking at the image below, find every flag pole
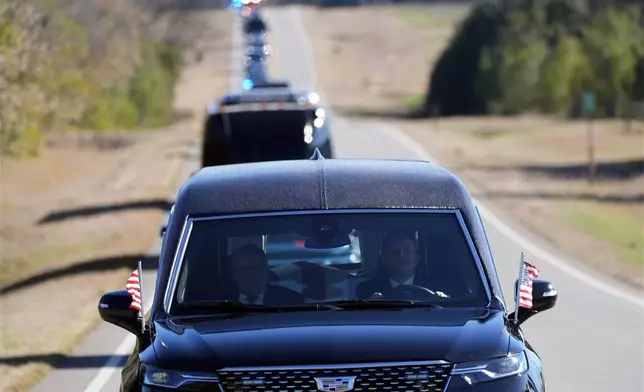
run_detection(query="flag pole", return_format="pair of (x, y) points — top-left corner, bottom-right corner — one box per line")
(514, 252), (525, 325)
(138, 260), (145, 334)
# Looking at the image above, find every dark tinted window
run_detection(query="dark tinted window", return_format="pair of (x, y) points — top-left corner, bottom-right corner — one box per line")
(173, 211), (488, 311)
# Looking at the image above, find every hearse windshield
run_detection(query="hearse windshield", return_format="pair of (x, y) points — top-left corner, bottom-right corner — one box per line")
(170, 211), (489, 314)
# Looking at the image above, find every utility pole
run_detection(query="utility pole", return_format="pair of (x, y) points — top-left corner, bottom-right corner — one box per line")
(583, 91), (597, 184)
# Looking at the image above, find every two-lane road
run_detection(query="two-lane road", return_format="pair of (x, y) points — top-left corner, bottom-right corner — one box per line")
(30, 6), (643, 392)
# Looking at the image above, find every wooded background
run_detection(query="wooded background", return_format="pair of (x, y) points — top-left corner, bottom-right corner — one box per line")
(424, 0), (644, 118)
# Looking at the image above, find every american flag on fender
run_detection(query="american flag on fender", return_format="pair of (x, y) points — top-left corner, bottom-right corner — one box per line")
(518, 260), (540, 309)
(126, 268), (142, 312)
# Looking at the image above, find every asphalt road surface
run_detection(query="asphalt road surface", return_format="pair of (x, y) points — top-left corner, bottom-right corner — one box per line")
(30, 6), (644, 392)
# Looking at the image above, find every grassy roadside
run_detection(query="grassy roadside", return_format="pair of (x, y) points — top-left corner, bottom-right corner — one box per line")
(0, 0), (182, 157)
(79, 41), (181, 131)
(0, 238), (113, 288)
(566, 204), (643, 267)
(390, 3), (470, 29)
(0, 8), (233, 391)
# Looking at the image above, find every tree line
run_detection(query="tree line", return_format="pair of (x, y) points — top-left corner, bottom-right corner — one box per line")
(424, 0), (644, 117)
(0, 0), (196, 156)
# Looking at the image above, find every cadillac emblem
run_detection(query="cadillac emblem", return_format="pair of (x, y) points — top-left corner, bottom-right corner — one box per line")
(314, 376), (356, 392)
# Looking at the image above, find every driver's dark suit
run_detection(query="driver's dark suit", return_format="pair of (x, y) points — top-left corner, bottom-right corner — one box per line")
(356, 274), (433, 299)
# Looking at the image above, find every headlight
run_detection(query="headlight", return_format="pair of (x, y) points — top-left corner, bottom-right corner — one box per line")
(308, 92), (320, 104)
(304, 123), (314, 144)
(451, 351), (528, 384)
(140, 364), (220, 390)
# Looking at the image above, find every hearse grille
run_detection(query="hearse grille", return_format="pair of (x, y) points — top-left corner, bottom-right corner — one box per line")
(217, 362), (453, 392)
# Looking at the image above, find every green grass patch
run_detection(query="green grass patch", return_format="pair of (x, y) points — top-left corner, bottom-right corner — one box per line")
(80, 41), (182, 130)
(404, 93), (426, 113)
(566, 205), (643, 266)
(389, 4), (471, 29)
(1, 1), (185, 156)
(471, 128), (507, 140)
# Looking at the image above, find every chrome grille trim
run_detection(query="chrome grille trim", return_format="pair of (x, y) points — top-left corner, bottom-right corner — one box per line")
(217, 361), (453, 392)
(219, 360), (449, 372)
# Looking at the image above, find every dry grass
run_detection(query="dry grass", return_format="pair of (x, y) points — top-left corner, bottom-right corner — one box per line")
(0, 9), (233, 392)
(298, 4), (644, 288)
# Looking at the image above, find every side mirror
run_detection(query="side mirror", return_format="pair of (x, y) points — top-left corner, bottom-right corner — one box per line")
(513, 279), (558, 325)
(98, 290), (143, 336)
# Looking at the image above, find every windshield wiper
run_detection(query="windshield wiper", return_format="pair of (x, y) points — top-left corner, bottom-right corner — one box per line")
(317, 299), (443, 309)
(178, 300), (342, 312)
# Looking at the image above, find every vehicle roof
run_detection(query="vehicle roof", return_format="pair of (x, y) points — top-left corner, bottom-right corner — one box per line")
(151, 157), (506, 315)
(216, 87), (312, 105)
(182, 158), (473, 214)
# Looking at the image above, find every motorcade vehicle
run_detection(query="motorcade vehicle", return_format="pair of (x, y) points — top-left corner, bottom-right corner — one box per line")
(246, 42), (271, 57)
(99, 154), (557, 392)
(200, 84), (333, 167)
(243, 12), (267, 35)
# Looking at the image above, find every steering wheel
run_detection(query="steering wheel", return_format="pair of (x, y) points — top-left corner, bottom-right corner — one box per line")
(387, 285), (448, 302)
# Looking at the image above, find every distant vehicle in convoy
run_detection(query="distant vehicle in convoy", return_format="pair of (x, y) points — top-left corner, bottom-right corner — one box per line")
(200, 83), (333, 167)
(245, 31), (267, 45)
(98, 155), (557, 392)
(246, 41), (271, 57)
(243, 12), (268, 34)
(243, 44), (269, 80)
(243, 52), (266, 69)
(245, 61), (270, 85)
(317, 0), (365, 6)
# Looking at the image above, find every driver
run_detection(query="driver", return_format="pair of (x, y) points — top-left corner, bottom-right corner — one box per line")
(356, 232), (447, 299)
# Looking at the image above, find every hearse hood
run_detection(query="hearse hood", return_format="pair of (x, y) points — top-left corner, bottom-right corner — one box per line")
(152, 308), (512, 370)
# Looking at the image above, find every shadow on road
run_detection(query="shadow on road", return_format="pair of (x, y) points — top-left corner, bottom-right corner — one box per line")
(39, 199), (174, 225)
(0, 354), (128, 368)
(158, 0), (229, 11)
(474, 191), (644, 204)
(335, 106), (430, 120)
(468, 158), (644, 181)
(0, 254), (159, 296)
(169, 109), (196, 125)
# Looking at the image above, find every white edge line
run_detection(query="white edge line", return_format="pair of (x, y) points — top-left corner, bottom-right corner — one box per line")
(370, 122), (644, 309)
(80, 300), (154, 392)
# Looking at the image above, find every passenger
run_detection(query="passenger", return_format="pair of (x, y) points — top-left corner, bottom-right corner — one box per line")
(227, 244), (304, 305)
(356, 232), (432, 299)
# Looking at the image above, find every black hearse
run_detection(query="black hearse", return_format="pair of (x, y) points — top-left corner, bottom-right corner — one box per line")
(200, 85), (332, 168)
(99, 154), (557, 392)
